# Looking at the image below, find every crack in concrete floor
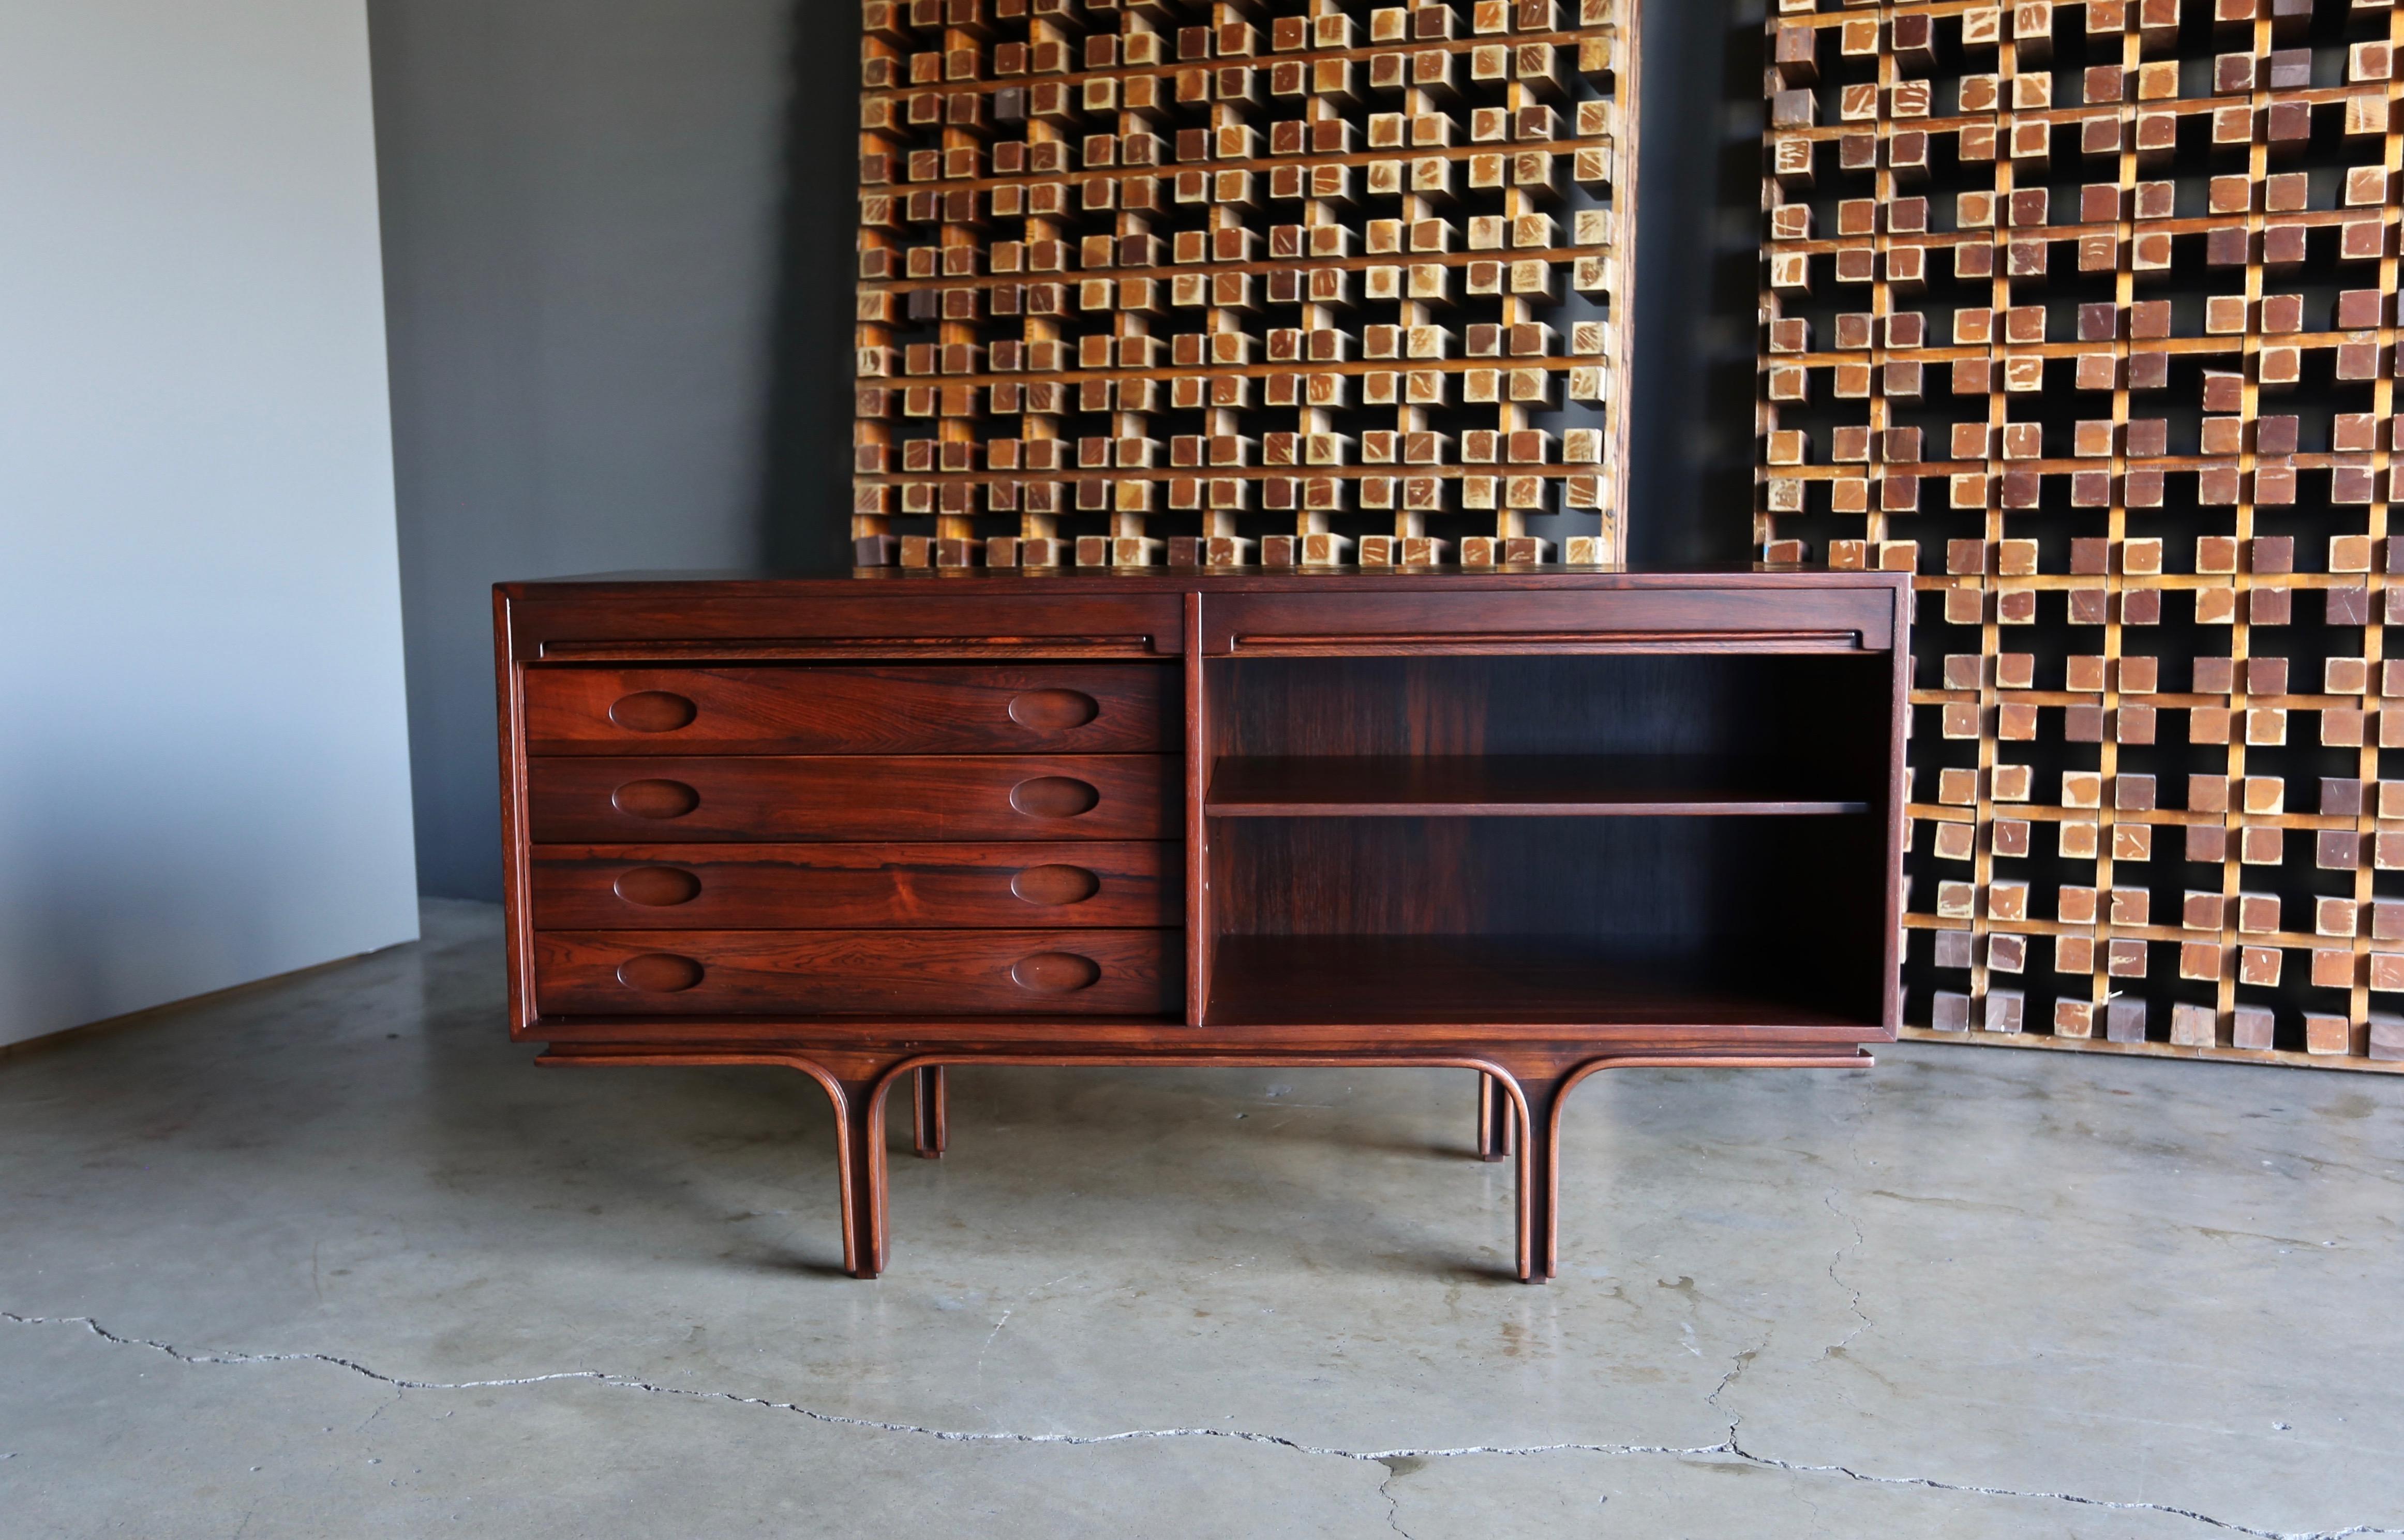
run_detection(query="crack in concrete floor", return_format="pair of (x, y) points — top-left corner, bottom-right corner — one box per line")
(1820, 1111), (1874, 1362)
(9, 1310), (2394, 1540)
(1373, 1457), (1417, 1540)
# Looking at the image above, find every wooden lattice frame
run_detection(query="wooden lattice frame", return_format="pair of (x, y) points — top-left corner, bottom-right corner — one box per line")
(1757, 0), (2404, 1068)
(854, 0), (1635, 570)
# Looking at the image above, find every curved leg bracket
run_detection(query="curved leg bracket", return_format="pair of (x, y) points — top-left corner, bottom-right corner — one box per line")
(1504, 1051), (1878, 1284)
(758, 1058), (897, 1280)
(535, 1051), (900, 1279)
(535, 1047), (1868, 1284)
(832, 1071), (898, 1278)
(1475, 1071), (1516, 1162)
(914, 1066), (948, 1160)
(1511, 1070), (1565, 1284)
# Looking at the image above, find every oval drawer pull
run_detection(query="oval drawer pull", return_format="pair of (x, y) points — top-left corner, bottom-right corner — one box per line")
(613, 780), (700, 819)
(1010, 951), (1100, 993)
(618, 953), (705, 993)
(615, 866), (701, 907)
(1008, 688), (1099, 732)
(1009, 776), (1099, 818)
(609, 691), (698, 732)
(1010, 864), (1100, 906)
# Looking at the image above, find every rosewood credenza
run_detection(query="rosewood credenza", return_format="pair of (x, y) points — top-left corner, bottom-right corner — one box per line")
(495, 568), (1907, 1280)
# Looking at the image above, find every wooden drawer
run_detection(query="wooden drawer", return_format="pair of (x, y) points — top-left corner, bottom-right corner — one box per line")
(533, 929), (1178, 1016)
(529, 843), (1179, 930)
(522, 664), (1175, 755)
(525, 755), (1175, 843)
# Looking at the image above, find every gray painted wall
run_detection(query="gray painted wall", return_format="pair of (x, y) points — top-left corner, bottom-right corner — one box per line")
(373, 0), (1763, 900)
(0, 0), (421, 1045)
(1624, 0), (1768, 572)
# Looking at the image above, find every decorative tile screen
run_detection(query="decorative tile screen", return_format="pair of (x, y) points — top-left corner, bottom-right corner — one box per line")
(855, 0), (1635, 570)
(1757, 0), (2404, 1066)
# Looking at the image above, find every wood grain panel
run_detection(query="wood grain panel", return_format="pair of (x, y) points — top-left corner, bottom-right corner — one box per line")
(533, 928), (1178, 1016)
(1206, 754), (1873, 816)
(529, 842), (1179, 930)
(523, 664), (1177, 755)
(1205, 935), (1873, 1030)
(1201, 585), (1894, 654)
(527, 755), (1175, 843)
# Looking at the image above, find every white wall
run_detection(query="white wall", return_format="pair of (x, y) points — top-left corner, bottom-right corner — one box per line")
(0, 1), (420, 1046)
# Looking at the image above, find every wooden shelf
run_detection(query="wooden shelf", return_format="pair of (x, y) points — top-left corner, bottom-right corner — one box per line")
(1206, 935), (1876, 1030)
(1206, 755), (1872, 818)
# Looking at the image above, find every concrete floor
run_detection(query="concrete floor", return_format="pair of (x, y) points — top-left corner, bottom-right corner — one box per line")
(2, 902), (2399, 1538)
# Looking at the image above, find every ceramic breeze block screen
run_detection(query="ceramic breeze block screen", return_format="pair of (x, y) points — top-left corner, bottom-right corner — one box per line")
(1757, 0), (2404, 1068)
(854, 0), (1635, 570)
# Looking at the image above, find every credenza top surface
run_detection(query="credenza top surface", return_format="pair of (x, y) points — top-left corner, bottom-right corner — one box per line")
(497, 566), (1910, 600)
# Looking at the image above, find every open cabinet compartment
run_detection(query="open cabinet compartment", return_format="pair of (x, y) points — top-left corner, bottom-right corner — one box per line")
(1198, 653), (1899, 1031)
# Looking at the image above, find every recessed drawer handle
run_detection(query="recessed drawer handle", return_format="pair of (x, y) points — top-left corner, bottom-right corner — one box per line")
(615, 866), (702, 906)
(609, 691), (698, 732)
(1009, 776), (1099, 818)
(1010, 864), (1101, 906)
(618, 953), (704, 993)
(613, 780), (700, 819)
(1008, 688), (1099, 731)
(1011, 952), (1100, 993)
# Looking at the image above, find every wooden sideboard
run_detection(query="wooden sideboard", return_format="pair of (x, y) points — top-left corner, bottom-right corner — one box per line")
(495, 569), (1908, 1281)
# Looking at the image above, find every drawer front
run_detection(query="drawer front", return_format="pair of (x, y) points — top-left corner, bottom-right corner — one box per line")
(525, 756), (1175, 843)
(533, 929), (1178, 1016)
(522, 664), (1176, 755)
(529, 843), (1179, 930)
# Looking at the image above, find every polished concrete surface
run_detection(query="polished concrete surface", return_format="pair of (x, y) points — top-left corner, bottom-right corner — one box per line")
(3, 900), (2399, 1538)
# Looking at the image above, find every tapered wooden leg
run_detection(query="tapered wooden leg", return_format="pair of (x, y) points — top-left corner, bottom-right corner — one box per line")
(1513, 1072), (1567, 1283)
(834, 1076), (891, 1279)
(1476, 1072), (1515, 1161)
(914, 1065), (947, 1159)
